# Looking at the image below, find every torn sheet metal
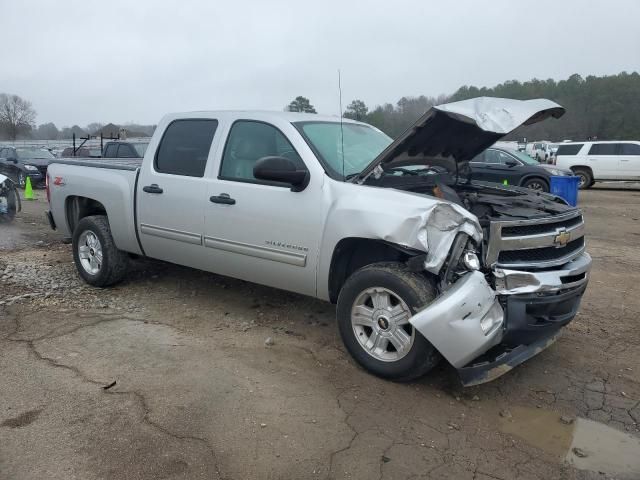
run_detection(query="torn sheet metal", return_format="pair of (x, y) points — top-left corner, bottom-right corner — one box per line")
(408, 271), (503, 368)
(416, 202), (482, 273)
(354, 97), (565, 183)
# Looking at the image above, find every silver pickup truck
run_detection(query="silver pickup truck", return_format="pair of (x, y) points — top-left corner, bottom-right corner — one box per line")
(46, 97), (591, 386)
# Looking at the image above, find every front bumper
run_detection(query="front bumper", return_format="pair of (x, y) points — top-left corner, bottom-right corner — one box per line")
(409, 252), (591, 385)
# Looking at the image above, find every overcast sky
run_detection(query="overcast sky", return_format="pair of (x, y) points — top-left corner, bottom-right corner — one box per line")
(2, 0), (639, 127)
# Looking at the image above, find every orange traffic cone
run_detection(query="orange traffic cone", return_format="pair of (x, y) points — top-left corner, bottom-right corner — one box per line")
(24, 176), (34, 200)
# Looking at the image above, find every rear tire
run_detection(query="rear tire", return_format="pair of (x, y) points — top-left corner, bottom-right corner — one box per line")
(72, 215), (129, 287)
(572, 168), (593, 189)
(522, 177), (549, 192)
(336, 262), (440, 381)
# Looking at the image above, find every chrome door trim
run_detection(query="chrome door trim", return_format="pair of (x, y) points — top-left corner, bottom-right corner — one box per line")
(204, 236), (307, 267)
(140, 223), (203, 245)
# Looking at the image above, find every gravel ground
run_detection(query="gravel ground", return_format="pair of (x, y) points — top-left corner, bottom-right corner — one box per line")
(1, 186), (639, 480)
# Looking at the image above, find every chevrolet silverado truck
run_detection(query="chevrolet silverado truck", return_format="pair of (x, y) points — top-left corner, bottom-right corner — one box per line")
(46, 97), (591, 386)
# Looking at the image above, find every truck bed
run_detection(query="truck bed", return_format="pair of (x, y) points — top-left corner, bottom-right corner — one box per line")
(50, 157), (143, 171)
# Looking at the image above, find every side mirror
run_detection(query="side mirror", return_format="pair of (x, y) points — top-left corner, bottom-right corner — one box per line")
(505, 160), (518, 167)
(253, 156), (309, 192)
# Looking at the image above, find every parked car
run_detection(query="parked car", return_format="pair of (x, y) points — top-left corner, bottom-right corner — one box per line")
(102, 140), (149, 158)
(470, 147), (571, 192)
(0, 146), (55, 188)
(554, 141), (640, 188)
(46, 97), (591, 386)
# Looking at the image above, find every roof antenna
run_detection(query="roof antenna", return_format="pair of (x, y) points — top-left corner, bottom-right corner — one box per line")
(338, 69), (345, 179)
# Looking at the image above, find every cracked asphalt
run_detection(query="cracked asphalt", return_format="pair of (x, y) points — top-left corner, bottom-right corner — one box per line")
(1, 186), (639, 480)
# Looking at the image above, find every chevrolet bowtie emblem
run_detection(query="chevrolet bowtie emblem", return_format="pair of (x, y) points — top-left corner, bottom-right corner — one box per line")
(554, 229), (571, 247)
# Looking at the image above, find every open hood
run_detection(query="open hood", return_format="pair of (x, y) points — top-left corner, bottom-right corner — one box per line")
(354, 97), (565, 182)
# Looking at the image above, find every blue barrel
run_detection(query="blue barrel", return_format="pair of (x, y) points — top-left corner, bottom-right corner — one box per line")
(550, 176), (580, 207)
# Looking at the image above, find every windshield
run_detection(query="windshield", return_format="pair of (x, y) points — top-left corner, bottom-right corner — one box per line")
(16, 148), (55, 160)
(133, 142), (149, 157)
(294, 121), (392, 179)
(508, 149), (540, 165)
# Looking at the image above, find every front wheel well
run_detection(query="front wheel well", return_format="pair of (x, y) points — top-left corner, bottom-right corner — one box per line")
(328, 238), (424, 303)
(65, 196), (107, 233)
(570, 165), (593, 176)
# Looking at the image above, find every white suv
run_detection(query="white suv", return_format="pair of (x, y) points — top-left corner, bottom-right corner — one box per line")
(554, 141), (640, 188)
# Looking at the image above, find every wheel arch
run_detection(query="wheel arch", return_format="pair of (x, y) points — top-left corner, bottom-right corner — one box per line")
(519, 174), (549, 189)
(570, 165), (593, 176)
(65, 195), (107, 234)
(327, 237), (424, 304)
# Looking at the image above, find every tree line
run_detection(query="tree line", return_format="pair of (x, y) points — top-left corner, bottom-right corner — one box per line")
(3, 71), (639, 141)
(290, 72), (640, 141)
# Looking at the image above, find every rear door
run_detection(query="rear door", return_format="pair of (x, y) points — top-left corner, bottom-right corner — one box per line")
(586, 143), (618, 179)
(136, 118), (220, 267)
(618, 143), (640, 179)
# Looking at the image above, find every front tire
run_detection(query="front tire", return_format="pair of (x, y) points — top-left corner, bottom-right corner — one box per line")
(522, 177), (549, 192)
(337, 262), (440, 381)
(72, 215), (129, 287)
(573, 168), (593, 190)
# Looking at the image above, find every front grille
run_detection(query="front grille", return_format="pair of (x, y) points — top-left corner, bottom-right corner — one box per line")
(37, 166), (47, 176)
(486, 210), (585, 268)
(497, 238), (584, 264)
(501, 215), (583, 237)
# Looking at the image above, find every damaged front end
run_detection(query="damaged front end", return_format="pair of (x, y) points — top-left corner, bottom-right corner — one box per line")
(406, 201), (591, 386)
(355, 97), (591, 385)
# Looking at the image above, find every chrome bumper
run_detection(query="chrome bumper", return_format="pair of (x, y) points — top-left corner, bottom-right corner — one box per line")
(494, 252), (592, 295)
(409, 252), (591, 373)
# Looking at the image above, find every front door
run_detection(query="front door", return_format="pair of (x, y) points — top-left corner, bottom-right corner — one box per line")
(136, 118), (220, 268)
(202, 120), (323, 297)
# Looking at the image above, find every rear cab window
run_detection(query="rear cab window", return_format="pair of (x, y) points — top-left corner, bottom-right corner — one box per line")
(155, 119), (218, 177)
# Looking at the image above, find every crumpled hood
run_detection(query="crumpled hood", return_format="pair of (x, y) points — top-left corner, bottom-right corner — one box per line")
(355, 97), (565, 182)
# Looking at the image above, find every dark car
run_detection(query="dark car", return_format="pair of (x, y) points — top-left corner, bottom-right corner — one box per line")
(102, 140), (149, 158)
(469, 147), (570, 192)
(61, 147), (91, 158)
(0, 146), (55, 188)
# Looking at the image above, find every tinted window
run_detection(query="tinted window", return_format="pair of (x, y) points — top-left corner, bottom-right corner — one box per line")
(620, 143), (640, 155)
(556, 144), (583, 156)
(155, 119), (218, 177)
(104, 144), (117, 157)
(588, 143), (617, 155)
(485, 149), (515, 164)
(117, 144), (136, 158)
(220, 121), (303, 181)
(470, 152), (485, 163)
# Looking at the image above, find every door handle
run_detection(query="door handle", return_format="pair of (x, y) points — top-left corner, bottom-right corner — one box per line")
(210, 193), (236, 205)
(142, 184), (163, 194)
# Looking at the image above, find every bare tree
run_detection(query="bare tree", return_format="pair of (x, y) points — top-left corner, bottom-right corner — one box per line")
(0, 94), (36, 140)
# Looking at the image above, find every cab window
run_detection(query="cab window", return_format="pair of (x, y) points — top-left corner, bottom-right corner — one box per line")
(219, 120), (304, 183)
